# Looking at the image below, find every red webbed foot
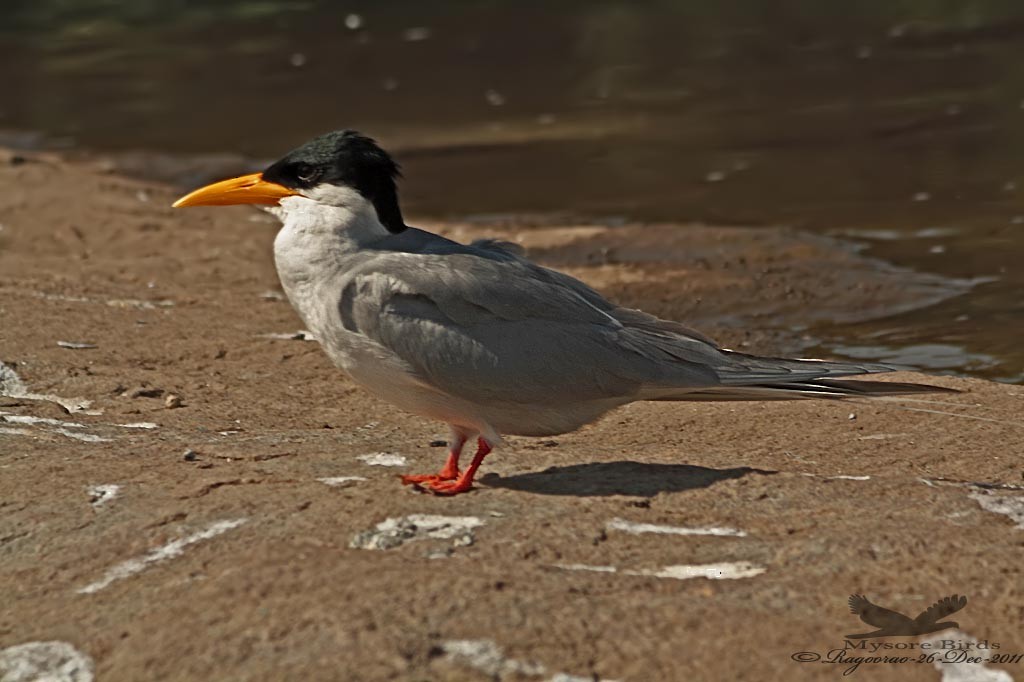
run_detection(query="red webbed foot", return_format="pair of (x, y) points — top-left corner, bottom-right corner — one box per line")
(411, 438), (492, 496)
(400, 437), (463, 487)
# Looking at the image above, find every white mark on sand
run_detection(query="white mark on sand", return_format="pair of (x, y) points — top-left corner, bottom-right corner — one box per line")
(77, 518), (247, 594)
(801, 472), (871, 481)
(1, 414), (111, 442)
(350, 514), (483, 550)
(0, 363), (27, 395)
(87, 484), (120, 507)
(0, 427), (33, 437)
(0, 361), (92, 412)
(316, 476), (367, 487)
(440, 640), (621, 682)
(441, 640), (546, 678)
(554, 561), (766, 581)
(357, 452), (407, 467)
(2, 415), (85, 428)
(607, 517), (747, 537)
(970, 491), (1024, 530)
(52, 428), (110, 443)
(118, 422), (158, 429)
(31, 292), (174, 310)
(0, 641), (94, 682)
(921, 630), (1014, 682)
(638, 562), (766, 580)
(56, 341), (97, 350)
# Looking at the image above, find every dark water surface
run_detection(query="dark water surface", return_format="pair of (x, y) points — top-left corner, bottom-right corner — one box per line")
(3, 1), (1023, 382)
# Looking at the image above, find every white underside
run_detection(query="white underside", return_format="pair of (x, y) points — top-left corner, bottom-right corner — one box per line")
(269, 192), (504, 444)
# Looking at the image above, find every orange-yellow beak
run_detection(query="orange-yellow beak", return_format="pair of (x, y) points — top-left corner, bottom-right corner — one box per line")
(172, 172), (299, 208)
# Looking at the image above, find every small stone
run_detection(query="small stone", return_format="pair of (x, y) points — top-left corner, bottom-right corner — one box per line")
(9, 155), (26, 166)
(126, 386), (163, 399)
(165, 394), (183, 409)
(429, 440), (448, 448)
(183, 449), (199, 461)
(344, 13), (363, 30)
(848, 413), (857, 421)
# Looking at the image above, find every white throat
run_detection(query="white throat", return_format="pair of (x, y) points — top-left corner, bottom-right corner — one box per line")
(268, 185), (389, 331)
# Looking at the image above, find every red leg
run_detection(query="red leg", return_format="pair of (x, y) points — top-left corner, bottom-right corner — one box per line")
(401, 433), (466, 485)
(425, 438), (492, 496)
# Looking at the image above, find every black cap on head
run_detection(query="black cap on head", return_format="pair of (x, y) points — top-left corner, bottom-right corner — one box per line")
(262, 130), (406, 233)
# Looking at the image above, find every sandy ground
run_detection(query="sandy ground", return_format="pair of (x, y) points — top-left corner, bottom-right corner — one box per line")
(1, 150), (1023, 682)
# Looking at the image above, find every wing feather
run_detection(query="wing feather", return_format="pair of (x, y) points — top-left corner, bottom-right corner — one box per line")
(332, 238), (944, 408)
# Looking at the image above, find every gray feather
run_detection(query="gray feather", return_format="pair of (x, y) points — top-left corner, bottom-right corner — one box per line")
(336, 227), (951, 418)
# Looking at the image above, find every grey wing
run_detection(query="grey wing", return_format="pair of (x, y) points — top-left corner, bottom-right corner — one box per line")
(336, 245), (942, 407)
(337, 253), (721, 406)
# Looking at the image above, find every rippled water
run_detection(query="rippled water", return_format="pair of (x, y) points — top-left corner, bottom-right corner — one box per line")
(3, 1), (1023, 381)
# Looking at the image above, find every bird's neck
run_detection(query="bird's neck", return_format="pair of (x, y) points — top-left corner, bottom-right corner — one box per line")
(269, 195), (388, 332)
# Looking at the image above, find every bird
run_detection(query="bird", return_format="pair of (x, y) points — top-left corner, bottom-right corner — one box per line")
(847, 594), (967, 638)
(173, 129), (953, 495)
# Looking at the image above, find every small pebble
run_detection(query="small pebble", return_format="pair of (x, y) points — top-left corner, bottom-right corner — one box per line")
(429, 440), (448, 448)
(183, 449), (199, 461)
(344, 13), (363, 30)
(848, 413), (857, 421)
(165, 394), (183, 409)
(126, 386), (163, 398)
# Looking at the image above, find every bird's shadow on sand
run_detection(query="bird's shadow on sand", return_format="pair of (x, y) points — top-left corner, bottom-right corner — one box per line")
(481, 461), (774, 497)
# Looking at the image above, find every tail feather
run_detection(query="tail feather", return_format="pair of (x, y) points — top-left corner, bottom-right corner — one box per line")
(645, 378), (955, 402)
(645, 351), (956, 402)
(715, 351), (902, 385)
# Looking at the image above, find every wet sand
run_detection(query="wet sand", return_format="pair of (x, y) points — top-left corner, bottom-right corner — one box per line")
(1, 150), (1022, 681)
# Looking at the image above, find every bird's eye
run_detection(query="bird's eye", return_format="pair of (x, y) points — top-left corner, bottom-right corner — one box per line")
(293, 164), (321, 184)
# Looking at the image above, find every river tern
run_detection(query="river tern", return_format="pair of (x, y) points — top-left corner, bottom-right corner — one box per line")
(173, 130), (951, 495)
